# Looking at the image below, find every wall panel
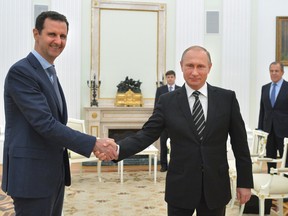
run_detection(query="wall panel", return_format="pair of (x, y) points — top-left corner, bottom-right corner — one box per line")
(0, 0), (32, 125)
(222, 0), (251, 123)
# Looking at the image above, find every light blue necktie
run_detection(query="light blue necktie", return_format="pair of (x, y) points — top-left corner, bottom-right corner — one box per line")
(169, 86), (173, 92)
(270, 83), (277, 107)
(47, 66), (63, 113)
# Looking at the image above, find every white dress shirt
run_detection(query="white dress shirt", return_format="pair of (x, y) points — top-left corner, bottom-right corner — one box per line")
(185, 83), (208, 120)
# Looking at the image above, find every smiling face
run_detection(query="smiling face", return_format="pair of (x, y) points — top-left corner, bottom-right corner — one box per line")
(180, 47), (212, 90)
(33, 18), (68, 64)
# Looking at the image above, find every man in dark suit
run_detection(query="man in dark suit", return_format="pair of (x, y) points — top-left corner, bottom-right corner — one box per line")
(155, 70), (180, 172)
(258, 61), (288, 172)
(2, 11), (116, 216)
(98, 45), (253, 215)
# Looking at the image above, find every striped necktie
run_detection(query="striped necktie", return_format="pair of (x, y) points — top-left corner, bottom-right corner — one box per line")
(192, 91), (205, 141)
(47, 66), (63, 114)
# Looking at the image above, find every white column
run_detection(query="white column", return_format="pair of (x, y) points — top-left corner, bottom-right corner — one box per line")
(175, 0), (205, 85)
(222, 0), (251, 124)
(0, 0), (32, 127)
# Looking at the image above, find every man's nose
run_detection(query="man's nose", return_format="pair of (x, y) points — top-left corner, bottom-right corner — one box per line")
(54, 35), (62, 44)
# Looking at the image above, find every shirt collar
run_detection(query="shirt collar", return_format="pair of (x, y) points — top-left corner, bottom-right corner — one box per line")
(31, 50), (53, 70)
(185, 82), (208, 98)
(272, 78), (283, 87)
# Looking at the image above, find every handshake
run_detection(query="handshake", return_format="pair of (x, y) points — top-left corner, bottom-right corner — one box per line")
(93, 138), (118, 161)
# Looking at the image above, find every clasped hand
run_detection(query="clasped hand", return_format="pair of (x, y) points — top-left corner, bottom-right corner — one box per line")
(93, 138), (118, 161)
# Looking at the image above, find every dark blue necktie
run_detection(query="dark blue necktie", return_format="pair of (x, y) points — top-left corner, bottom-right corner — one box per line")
(270, 83), (277, 107)
(47, 66), (63, 113)
(192, 91), (205, 141)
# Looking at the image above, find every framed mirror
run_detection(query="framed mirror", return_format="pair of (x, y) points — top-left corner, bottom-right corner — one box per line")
(91, 0), (166, 102)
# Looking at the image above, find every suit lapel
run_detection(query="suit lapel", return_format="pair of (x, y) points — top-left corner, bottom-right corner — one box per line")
(261, 84), (272, 109)
(275, 80), (288, 107)
(27, 53), (67, 121)
(163, 85), (169, 94)
(176, 86), (200, 143)
(205, 85), (216, 134)
(201, 84), (221, 143)
(57, 81), (68, 122)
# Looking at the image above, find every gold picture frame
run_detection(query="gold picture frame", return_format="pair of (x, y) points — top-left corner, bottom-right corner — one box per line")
(276, 16), (288, 65)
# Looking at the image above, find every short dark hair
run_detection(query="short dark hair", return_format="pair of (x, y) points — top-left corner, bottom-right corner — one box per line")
(165, 70), (176, 77)
(181, 45), (212, 64)
(35, 11), (69, 34)
(269, 61), (284, 72)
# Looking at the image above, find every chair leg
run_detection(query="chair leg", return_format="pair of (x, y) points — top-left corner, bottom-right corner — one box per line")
(118, 161), (123, 183)
(278, 198), (284, 216)
(230, 175), (237, 208)
(80, 162), (83, 175)
(259, 198), (265, 216)
(118, 161), (120, 174)
(148, 155), (151, 175)
(239, 204), (245, 216)
(97, 160), (102, 182)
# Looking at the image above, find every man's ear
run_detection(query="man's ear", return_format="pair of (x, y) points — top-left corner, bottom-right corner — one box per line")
(33, 28), (39, 40)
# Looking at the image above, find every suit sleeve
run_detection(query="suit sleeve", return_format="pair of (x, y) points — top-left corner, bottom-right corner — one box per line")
(229, 92), (253, 188)
(258, 87), (265, 130)
(154, 87), (161, 107)
(117, 96), (166, 160)
(5, 63), (95, 157)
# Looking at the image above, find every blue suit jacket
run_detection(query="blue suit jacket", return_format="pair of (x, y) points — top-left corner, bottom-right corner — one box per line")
(2, 53), (96, 198)
(117, 84), (253, 209)
(258, 80), (288, 138)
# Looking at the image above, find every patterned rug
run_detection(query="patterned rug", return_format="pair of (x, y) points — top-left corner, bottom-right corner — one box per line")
(0, 171), (287, 215)
(0, 192), (14, 216)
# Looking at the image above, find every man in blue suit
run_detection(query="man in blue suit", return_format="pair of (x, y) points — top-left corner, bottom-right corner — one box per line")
(2, 11), (117, 216)
(97, 45), (253, 215)
(258, 61), (288, 172)
(154, 70), (180, 172)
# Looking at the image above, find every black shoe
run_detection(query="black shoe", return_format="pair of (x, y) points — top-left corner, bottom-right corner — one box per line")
(160, 167), (167, 172)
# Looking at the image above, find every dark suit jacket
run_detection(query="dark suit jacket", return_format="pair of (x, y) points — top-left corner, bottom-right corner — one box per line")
(2, 53), (96, 198)
(258, 80), (288, 138)
(154, 84), (181, 107)
(117, 84), (253, 209)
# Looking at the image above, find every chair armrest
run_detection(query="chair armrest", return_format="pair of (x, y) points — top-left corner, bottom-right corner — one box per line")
(269, 158), (282, 163)
(257, 158), (273, 162)
(257, 157), (282, 163)
(270, 168), (288, 174)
